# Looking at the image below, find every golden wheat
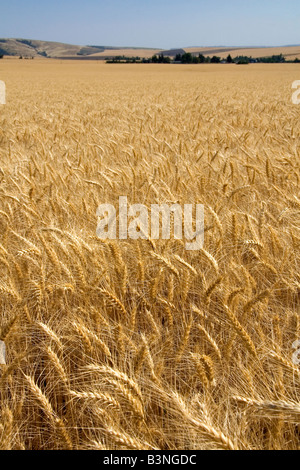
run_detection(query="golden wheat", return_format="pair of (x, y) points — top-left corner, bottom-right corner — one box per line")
(0, 61), (299, 449)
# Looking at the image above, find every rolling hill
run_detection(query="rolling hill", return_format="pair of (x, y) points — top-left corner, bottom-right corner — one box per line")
(0, 38), (300, 60)
(0, 38), (161, 58)
(184, 45), (300, 60)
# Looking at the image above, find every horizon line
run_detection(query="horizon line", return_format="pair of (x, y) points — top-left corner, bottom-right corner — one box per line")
(1, 37), (300, 50)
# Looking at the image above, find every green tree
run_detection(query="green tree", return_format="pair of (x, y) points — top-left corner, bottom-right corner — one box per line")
(226, 54), (233, 63)
(236, 57), (249, 65)
(181, 53), (193, 64)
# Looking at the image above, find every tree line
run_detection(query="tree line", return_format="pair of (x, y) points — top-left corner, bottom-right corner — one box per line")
(107, 52), (300, 65)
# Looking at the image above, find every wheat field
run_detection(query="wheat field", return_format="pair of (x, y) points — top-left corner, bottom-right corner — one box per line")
(0, 60), (299, 450)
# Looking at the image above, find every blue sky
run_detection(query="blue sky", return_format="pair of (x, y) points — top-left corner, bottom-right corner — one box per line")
(1, 0), (299, 48)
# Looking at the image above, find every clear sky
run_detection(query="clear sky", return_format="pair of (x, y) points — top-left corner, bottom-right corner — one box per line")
(1, 0), (299, 49)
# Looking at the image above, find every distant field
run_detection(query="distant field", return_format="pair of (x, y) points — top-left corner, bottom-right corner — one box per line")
(185, 45), (300, 60)
(0, 61), (300, 450)
(1, 39), (300, 60)
(88, 48), (162, 58)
